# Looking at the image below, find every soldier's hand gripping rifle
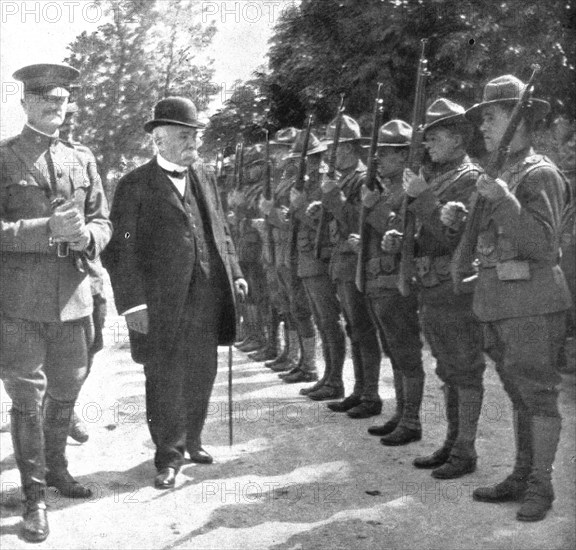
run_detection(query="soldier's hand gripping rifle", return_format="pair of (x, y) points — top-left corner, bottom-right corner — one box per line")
(397, 38), (430, 297)
(355, 84), (384, 293)
(314, 94), (345, 259)
(289, 114), (313, 271)
(263, 129), (276, 266)
(450, 64), (542, 293)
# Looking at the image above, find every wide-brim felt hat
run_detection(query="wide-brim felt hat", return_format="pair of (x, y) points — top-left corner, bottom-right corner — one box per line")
(144, 96), (205, 133)
(362, 119), (412, 148)
(13, 63), (79, 95)
(321, 114), (369, 145)
(285, 130), (327, 159)
(423, 98), (468, 132)
(466, 74), (550, 124)
(270, 127), (298, 147)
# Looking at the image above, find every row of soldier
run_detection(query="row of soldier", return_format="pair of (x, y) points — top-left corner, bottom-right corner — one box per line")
(218, 73), (574, 526)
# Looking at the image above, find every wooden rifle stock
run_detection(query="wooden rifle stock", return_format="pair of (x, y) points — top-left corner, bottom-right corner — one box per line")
(397, 39), (430, 297)
(289, 115), (313, 269)
(314, 95), (345, 259)
(450, 64), (542, 293)
(355, 84), (384, 292)
(263, 130), (276, 266)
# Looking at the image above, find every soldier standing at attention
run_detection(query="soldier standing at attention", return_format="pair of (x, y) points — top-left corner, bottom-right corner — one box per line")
(59, 100), (108, 444)
(316, 115), (382, 418)
(0, 63), (111, 542)
(449, 75), (571, 521)
(389, 99), (486, 469)
(350, 120), (425, 444)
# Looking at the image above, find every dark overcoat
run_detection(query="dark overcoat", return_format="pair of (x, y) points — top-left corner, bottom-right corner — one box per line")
(103, 157), (242, 363)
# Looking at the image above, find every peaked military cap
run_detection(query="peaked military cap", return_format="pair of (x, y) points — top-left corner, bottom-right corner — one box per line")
(424, 98), (468, 132)
(144, 96), (205, 133)
(285, 130), (327, 159)
(270, 127), (299, 146)
(466, 74), (550, 124)
(362, 119), (412, 148)
(13, 63), (79, 95)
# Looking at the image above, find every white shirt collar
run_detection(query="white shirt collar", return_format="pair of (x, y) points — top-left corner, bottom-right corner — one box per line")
(25, 122), (59, 139)
(156, 153), (188, 173)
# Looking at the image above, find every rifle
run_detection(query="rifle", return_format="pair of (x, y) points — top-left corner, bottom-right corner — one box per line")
(355, 84), (384, 292)
(314, 94), (345, 259)
(450, 64), (542, 293)
(397, 38), (430, 297)
(263, 129), (276, 266)
(289, 114), (313, 270)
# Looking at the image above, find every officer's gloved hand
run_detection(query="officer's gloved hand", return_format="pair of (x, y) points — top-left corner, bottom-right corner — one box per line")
(477, 174), (509, 201)
(49, 202), (83, 241)
(227, 210), (237, 226)
(361, 184), (380, 209)
(381, 229), (403, 253)
(403, 168), (427, 198)
(306, 200), (323, 220)
(440, 201), (468, 230)
(125, 309), (149, 334)
(259, 196), (274, 216)
(251, 218), (265, 231)
(68, 226), (92, 251)
(347, 233), (361, 254)
(279, 205), (290, 223)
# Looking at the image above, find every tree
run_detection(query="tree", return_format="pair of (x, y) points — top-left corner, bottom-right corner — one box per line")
(65, 0), (217, 195)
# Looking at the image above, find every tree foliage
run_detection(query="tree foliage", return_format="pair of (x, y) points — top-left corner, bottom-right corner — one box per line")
(204, 0), (575, 155)
(65, 0), (217, 193)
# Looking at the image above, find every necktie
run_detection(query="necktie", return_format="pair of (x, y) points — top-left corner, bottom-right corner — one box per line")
(162, 167), (187, 178)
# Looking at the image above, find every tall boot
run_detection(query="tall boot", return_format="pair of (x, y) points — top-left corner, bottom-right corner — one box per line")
(272, 329), (300, 372)
(432, 386), (482, 478)
(327, 341), (363, 412)
(368, 368), (404, 436)
(473, 407), (532, 502)
(301, 334), (329, 396)
(238, 305), (266, 352)
(250, 307), (279, 361)
(347, 336), (382, 419)
(283, 334), (318, 383)
(11, 406), (49, 542)
(517, 416), (561, 522)
(413, 384), (458, 467)
(44, 395), (92, 499)
(380, 374), (423, 446)
(307, 336), (345, 400)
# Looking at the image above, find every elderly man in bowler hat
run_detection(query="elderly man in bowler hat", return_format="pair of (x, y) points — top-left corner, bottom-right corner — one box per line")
(0, 63), (111, 542)
(103, 97), (247, 490)
(442, 75), (572, 521)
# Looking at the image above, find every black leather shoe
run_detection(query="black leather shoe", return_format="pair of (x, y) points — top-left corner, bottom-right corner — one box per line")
(327, 394), (362, 412)
(413, 447), (451, 469)
(379, 426), (422, 446)
(347, 401), (382, 419)
(46, 470), (92, 498)
(154, 467), (177, 488)
(283, 369), (318, 384)
(278, 366), (300, 378)
(188, 447), (213, 464)
(248, 347), (277, 362)
(22, 501), (49, 543)
(308, 385), (344, 401)
(431, 455), (476, 479)
(69, 411), (89, 443)
(367, 417), (399, 436)
(271, 361), (296, 373)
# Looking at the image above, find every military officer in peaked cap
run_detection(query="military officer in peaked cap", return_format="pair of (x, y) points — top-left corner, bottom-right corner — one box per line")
(103, 97), (247, 491)
(444, 75), (572, 521)
(0, 63), (111, 542)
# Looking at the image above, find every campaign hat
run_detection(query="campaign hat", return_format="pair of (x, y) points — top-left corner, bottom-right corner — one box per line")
(285, 130), (327, 160)
(423, 98), (468, 132)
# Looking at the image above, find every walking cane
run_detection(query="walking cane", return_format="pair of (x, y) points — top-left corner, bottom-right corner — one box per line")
(228, 344), (233, 447)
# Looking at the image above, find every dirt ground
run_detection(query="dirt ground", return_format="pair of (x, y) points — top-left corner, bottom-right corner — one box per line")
(1, 279), (575, 550)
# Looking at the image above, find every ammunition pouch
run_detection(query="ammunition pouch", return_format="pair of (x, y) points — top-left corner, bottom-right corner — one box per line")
(364, 256), (399, 292)
(415, 255), (451, 288)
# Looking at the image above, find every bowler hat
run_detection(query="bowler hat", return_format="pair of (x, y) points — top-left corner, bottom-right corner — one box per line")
(13, 63), (79, 95)
(144, 96), (205, 133)
(285, 130), (327, 160)
(322, 114), (368, 145)
(362, 119), (412, 148)
(466, 74), (550, 124)
(424, 98), (468, 132)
